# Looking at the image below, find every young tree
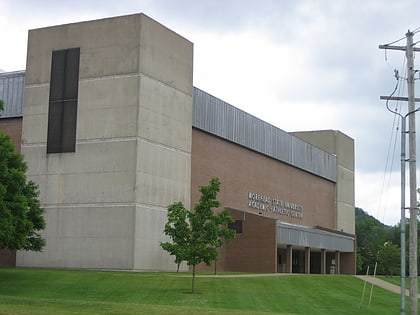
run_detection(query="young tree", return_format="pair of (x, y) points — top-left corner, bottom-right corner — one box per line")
(161, 177), (235, 293)
(0, 132), (46, 252)
(161, 201), (190, 272)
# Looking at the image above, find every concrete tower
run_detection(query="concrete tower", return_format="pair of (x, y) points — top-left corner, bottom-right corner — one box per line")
(18, 14), (193, 270)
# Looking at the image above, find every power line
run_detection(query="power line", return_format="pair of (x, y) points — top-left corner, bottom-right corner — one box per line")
(412, 27), (420, 34)
(377, 72), (403, 223)
(382, 36), (407, 47)
(378, 59), (407, 222)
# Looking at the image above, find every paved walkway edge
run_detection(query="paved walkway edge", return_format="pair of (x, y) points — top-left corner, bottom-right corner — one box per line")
(355, 275), (419, 298)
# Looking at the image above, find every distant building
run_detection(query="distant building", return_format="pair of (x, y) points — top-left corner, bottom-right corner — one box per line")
(0, 13), (355, 274)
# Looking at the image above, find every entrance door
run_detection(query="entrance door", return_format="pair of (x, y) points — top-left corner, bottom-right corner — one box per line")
(277, 249), (287, 273)
(292, 250), (305, 273)
(310, 252), (321, 274)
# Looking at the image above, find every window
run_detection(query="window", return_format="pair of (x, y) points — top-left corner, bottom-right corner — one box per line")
(47, 48), (80, 153)
(228, 220), (243, 234)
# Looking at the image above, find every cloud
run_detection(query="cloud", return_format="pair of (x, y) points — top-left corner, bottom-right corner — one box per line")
(357, 169), (420, 226)
(1, 0), (420, 225)
(356, 171), (400, 225)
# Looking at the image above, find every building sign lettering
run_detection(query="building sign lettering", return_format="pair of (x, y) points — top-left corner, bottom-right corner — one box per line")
(247, 192), (303, 219)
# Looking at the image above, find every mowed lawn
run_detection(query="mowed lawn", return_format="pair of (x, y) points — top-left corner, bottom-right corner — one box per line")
(0, 268), (412, 314)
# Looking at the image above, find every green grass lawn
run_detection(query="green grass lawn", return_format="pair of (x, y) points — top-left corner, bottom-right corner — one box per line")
(0, 268), (414, 314)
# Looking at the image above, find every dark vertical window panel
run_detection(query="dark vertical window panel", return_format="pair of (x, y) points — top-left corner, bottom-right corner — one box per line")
(228, 220), (243, 234)
(46, 101), (63, 154)
(63, 49), (80, 100)
(47, 48), (80, 154)
(49, 50), (66, 102)
(61, 100), (78, 152)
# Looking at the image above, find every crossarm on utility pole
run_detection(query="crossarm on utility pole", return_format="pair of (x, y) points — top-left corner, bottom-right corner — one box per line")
(378, 45), (420, 52)
(379, 96), (420, 102)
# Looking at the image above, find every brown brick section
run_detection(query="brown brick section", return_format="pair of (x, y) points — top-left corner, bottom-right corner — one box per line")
(195, 209), (277, 273)
(191, 128), (336, 230)
(340, 249), (356, 274)
(0, 117), (23, 152)
(0, 117), (22, 267)
(0, 249), (16, 267)
(223, 209), (277, 272)
(191, 128), (342, 273)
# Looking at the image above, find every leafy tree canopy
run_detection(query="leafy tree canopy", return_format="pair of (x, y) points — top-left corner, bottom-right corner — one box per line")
(0, 132), (45, 251)
(161, 201), (190, 272)
(377, 241), (400, 276)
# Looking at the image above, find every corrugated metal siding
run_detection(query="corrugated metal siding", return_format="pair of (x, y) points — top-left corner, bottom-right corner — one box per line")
(0, 71), (25, 118)
(193, 87), (337, 182)
(0, 72), (337, 182)
(277, 222), (354, 252)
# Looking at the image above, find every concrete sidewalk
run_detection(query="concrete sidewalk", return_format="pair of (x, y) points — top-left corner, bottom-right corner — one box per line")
(356, 275), (419, 298)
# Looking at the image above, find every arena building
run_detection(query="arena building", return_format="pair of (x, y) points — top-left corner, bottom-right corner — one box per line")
(0, 13), (355, 274)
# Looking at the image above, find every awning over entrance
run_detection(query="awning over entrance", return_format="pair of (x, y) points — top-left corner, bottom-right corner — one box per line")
(277, 222), (354, 252)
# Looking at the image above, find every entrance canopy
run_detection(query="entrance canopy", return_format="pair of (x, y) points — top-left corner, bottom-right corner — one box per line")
(277, 222), (354, 252)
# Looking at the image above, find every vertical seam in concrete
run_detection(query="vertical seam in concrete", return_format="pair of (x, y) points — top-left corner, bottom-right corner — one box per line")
(334, 133), (339, 231)
(131, 16), (142, 270)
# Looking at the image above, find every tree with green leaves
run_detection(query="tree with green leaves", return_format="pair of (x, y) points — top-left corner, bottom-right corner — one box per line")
(0, 131), (46, 252)
(377, 241), (400, 277)
(355, 207), (394, 274)
(161, 201), (190, 272)
(161, 177), (235, 293)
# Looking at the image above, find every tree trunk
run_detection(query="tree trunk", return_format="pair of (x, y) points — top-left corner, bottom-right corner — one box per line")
(192, 264), (196, 293)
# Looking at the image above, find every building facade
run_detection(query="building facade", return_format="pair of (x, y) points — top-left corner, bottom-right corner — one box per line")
(0, 13), (355, 274)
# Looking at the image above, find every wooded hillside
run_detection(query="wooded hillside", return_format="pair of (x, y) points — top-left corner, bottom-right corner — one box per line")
(355, 207), (415, 275)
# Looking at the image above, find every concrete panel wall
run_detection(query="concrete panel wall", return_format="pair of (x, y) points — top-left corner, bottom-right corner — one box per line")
(132, 15), (192, 270)
(77, 76), (140, 140)
(139, 16), (193, 96)
(23, 141), (137, 205)
(136, 139), (191, 207)
(337, 167), (355, 233)
(18, 13), (193, 270)
(25, 15), (142, 85)
(133, 205), (188, 271)
(20, 85), (49, 150)
(138, 75), (192, 152)
(18, 206), (135, 269)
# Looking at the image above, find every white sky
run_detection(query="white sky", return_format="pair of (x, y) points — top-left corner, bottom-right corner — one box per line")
(1, 0), (420, 225)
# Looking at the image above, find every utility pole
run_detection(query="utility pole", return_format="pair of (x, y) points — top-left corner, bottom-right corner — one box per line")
(380, 30), (420, 315)
(406, 31), (418, 315)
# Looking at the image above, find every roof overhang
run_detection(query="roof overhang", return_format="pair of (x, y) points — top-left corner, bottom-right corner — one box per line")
(277, 221), (354, 252)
